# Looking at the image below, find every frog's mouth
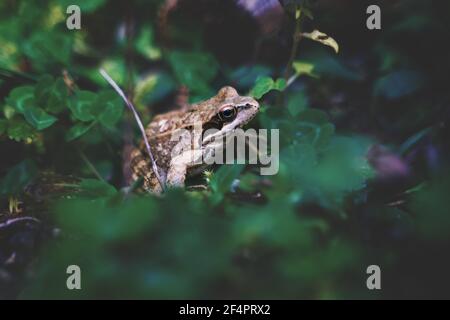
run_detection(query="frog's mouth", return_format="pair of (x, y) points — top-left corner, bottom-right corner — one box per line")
(201, 123), (233, 147)
(201, 118), (249, 146)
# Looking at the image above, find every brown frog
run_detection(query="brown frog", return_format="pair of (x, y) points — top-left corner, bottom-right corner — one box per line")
(130, 86), (259, 193)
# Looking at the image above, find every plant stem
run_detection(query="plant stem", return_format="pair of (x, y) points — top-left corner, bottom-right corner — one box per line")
(77, 147), (105, 182)
(277, 6), (303, 108)
(283, 6), (303, 81)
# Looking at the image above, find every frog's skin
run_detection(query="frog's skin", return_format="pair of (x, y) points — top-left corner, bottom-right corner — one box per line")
(130, 86), (260, 193)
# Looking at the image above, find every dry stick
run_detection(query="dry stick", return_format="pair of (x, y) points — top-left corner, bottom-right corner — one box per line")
(99, 69), (166, 192)
(77, 146), (105, 182)
(0, 217), (41, 230)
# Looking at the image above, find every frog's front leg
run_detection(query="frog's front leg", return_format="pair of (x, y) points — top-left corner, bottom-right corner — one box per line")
(166, 149), (203, 188)
(166, 161), (188, 188)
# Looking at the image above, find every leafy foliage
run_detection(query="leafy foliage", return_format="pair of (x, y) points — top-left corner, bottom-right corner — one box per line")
(1, 0), (449, 300)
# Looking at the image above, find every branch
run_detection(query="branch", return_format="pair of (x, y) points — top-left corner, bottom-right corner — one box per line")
(283, 6), (303, 81)
(0, 217), (41, 231)
(99, 69), (166, 192)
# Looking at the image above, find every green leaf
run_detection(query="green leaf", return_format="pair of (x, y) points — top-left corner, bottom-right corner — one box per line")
(168, 51), (218, 94)
(135, 25), (161, 60)
(298, 109), (329, 125)
(293, 61), (318, 78)
(69, 90), (96, 122)
(23, 106), (57, 130)
(250, 77), (274, 99)
(250, 77), (286, 99)
(6, 86), (35, 113)
(35, 76), (68, 114)
(209, 164), (245, 195)
(3, 105), (16, 119)
(95, 90), (123, 128)
(410, 174), (450, 241)
(302, 50), (362, 81)
(285, 109), (334, 147)
(34, 75), (54, 102)
(134, 72), (176, 108)
(0, 159), (38, 196)
(374, 70), (424, 99)
(287, 90), (309, 116)
(66, 122), (94, 141)
(78, 179), (117, 198)
(23, 30), (73, 71)
(315, 123), (335, 148)
(6, 118), (36, 142)
(274, 78), (286, 91)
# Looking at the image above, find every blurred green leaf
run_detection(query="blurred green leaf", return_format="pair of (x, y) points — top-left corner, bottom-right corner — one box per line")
(0, 159), (38, 196)
(410, 173), (450, 241)
(209, 164), (245, 199)
(6, 86), (35, 113)
(23, 30), (73, 71)
(168, 51), (218, 94)
(23, 105), (57, 130)
(66, 122), (94, 141)
(69, 90), (96, 122)
(95, 90), (123, 128)
(135, 72), (176, 108)
(302, 50), (362, 81)
(35, 76), (68, 114)
(136, 25), (161, 60)
(6, 118), (36, 142)
(374, 70), (424, 99)
(78, 179), (117, 198)
(287, 90), (309, 116)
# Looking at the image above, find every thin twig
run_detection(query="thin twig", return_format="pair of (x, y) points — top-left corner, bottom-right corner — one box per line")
(283, 6), (303, 81)
(77, 147), (105, 182)
(99, 69), (166, 192)
(277, 6), (303, 108)
(0, 217), (41, 230)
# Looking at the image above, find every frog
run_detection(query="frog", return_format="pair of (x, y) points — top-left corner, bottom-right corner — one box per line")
(130, 86), (260, 193)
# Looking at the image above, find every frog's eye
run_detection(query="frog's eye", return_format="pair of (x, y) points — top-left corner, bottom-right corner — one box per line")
(218, 106), (237, 121)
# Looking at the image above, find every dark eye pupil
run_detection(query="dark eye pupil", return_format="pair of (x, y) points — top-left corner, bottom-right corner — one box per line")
(221, 108), (234, 118)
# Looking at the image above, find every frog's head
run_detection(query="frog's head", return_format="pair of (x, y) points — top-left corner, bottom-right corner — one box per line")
(202, 86), (259, 145)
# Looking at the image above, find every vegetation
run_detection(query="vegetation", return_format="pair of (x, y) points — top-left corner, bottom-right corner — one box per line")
(1, 0), (449, 299)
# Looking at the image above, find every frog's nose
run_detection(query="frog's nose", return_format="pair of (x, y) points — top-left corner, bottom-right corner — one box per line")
(242, 97), (259, 110)
(250, 98), (260, 109)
